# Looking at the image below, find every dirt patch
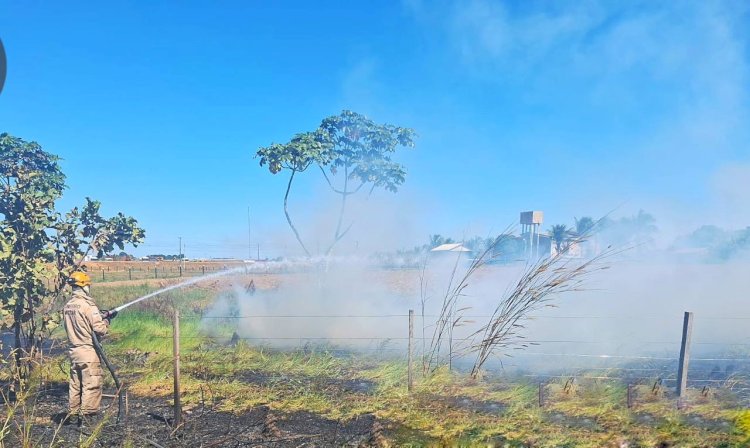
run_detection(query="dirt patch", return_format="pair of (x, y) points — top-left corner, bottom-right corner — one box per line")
(336, 378), (379, 394)
(421, 393), (508, 417)
(632, 412), (667, 427)
(545, 411), (602, 431)
(3, 381), (393, 447)
(681, 414), (732, 431)
(224, 370), (379, 396)
(275, 411), (381, 446)
(443, 395), (508, 416)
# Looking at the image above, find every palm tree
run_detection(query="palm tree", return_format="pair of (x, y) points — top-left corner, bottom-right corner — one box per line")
(428, 234), (454, 249)
(549, 224), (573, 254)
(574, 216), (596, 237)
(633, 210), (657, 239)
(428, 234), (445, 248)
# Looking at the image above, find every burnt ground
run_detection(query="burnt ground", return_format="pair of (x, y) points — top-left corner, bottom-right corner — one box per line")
(3, 378), (741, 447)
(200, 369), (379, 396)
(423, 394), (508, 417)
(3, 381), (399, 447)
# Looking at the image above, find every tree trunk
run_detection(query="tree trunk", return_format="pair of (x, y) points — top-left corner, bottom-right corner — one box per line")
(334, 166), (348, 240)
(284, 170), (310, 257)
(325, 166), (351, 256)
(26, 307), (37, 360)
(13, 306), (22, 366)
(13, 295), (24, 373)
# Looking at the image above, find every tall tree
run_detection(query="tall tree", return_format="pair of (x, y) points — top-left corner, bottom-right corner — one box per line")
(427, 234), (455, 249)
(318, 111), (415, 254)
(256, 131), (332, 256)
(549, 224), (573, 254)
(598, 210), (658, 249)
(256, 110), (415, 256)
(574, 216), (596, 237)
(0, 134), (65, 365)
(0, 133), (145, 366)
(631, 209), (657, 246)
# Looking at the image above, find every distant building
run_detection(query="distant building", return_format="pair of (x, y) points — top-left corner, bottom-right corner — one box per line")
(530, 234), (554, 258)
(430, 243), (471, 253)
(520, 211), (544, 259)
(430, 243), (473, 262)
(550, 239), (583, 258)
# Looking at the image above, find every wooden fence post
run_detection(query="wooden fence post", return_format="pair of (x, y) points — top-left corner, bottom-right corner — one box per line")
(128, 268), (132, 281)
(173, 309), (182, 426)
(101, 269), (105, 281)
(627, 384), (633, 409)
(154, 267), (158, 279)
(408, 309), (414, 392)
(539, 382), (544, 407)
(676, 311), (694, 398)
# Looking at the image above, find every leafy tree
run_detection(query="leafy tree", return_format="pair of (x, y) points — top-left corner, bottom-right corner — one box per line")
(674, 225), (727, 250)
(428, 234), (454, 249)
(256, 131), (332, 256)
(574, 216), (596, 236)
(428, 234), (445, 248)
(549, 224), (574, 254)
(597, 210), (658, 250)
(0, 133), (145, 366)
(257, 110), (415, 256)
(630, 209), (657, 245)
(0, 134), (65, 365)
(463, 236), (490, 253)
(495, 235), (525, 261)
(143, 254), (184, 260)
(318, 111), (415, 254)
(687, 225), (726, 247)
(716, 227), (750, 261)
(113, 251), (135, 261)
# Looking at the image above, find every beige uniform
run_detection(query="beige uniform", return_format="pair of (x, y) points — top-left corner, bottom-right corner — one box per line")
(63, 290), (109, 414)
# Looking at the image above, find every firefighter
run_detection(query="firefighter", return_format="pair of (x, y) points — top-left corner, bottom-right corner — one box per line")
(63, 271), (117, 417)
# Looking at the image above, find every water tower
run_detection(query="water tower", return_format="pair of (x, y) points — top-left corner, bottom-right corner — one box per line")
(520, 211), (544, 259)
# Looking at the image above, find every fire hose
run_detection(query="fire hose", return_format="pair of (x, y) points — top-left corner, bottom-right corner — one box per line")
(91, 329), (124, 424)
(109, 266), (245, 314)
(81, 267), (245, 425)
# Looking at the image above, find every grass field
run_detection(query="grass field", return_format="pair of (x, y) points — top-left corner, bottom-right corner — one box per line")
(2, 274), (750, 447)
(81, 260), (253, 283)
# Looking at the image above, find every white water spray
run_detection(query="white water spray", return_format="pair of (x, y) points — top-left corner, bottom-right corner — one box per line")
(111, 266), (246, 313)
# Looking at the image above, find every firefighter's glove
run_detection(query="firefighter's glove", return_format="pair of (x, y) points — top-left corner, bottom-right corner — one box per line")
(102, 310), (118, 322)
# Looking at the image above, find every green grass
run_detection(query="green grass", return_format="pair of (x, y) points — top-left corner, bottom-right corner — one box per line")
(35, 282), (750, 447)
(91, 281), (216, 315)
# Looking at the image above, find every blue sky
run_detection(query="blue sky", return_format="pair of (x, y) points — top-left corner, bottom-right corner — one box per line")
(1, 1), (749, 258)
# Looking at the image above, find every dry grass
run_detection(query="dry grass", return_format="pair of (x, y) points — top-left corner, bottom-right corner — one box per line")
(469, 244), (619, 376)
(7, 276), (749, 447)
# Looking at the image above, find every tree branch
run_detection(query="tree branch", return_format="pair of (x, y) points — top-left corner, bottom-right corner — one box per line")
(284, 170), (311, 257)
(334, 165), (349, 238)
(318, 165), (347, 195)
(318, 165), (365, 196)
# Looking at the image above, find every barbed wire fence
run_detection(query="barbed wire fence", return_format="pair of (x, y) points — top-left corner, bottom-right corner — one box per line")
(149, 310), (750, 419)
(43, 262), (298, 284)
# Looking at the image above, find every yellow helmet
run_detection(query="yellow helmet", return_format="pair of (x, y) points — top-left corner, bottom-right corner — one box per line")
(68, 271), (91, 288)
